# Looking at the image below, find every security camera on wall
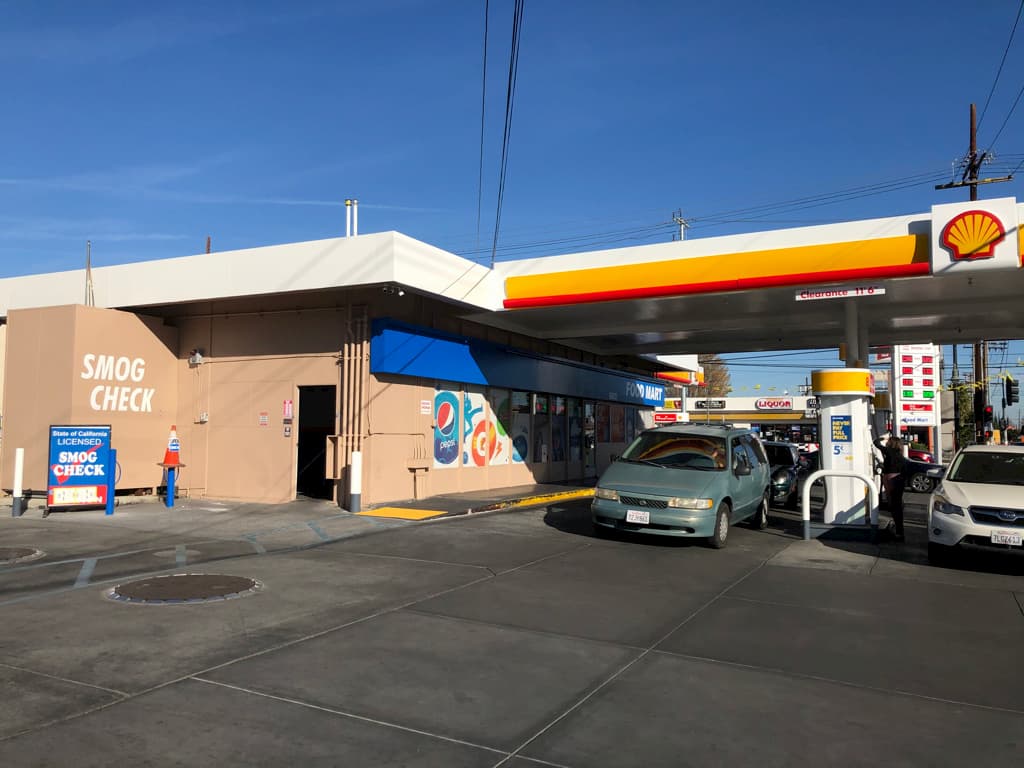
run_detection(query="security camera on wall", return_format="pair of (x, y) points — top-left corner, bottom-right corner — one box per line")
(188, 349), (204, 366)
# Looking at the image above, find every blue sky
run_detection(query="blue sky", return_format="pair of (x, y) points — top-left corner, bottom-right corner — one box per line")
(3, 0), (1023, 394)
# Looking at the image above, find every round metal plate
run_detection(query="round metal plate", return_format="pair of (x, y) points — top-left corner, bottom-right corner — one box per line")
(108, 573), (261, 604)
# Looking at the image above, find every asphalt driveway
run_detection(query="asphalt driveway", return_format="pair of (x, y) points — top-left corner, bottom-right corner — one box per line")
(0, 495), (1022, 766)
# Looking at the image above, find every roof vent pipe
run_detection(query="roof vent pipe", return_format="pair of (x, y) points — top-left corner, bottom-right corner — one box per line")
(352, 199), (359, 236)
(345, 199), (352, 237)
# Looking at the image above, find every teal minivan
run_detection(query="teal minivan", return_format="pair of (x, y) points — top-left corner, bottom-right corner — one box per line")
(591, 424), (771, 548)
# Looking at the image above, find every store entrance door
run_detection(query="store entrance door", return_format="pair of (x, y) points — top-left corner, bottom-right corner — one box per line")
(296, 385), (336, 500)
(583, 401), (597, 478)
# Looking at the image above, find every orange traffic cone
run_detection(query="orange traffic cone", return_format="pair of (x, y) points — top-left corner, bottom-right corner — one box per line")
(162, 425), (181, 467)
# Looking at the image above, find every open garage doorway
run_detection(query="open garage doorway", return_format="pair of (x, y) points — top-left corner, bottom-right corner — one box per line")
(296, 385), (336, 500)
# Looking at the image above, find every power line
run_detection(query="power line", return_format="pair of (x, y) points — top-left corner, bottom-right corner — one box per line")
(490, 0), (524, 269)
(474, 0), (490, 253)
(978, 0), (1024, 130)
(984, 80), (1024, 152)
(455, 166), (960, 262)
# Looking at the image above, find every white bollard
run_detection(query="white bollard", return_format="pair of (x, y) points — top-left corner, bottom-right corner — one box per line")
(12, 447), (25, 517)
(349, 451), (362, 513)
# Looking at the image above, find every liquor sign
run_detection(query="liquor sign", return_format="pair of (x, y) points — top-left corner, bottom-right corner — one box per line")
(891, 344), (939, 427)
(755, 397), (793, 410)
(47, 425), (113, 508)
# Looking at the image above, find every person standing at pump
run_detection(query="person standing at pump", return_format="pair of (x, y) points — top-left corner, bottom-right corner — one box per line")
(874, 434), (907, 541)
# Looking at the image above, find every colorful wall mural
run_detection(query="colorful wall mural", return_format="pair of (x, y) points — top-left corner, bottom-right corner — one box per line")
(433, 388), (461, 468)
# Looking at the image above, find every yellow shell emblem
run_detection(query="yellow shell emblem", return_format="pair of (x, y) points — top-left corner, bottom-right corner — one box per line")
(941, 210), (1006, 261)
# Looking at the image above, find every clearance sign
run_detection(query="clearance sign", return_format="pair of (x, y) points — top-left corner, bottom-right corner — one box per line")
(47, 425), (112, 508)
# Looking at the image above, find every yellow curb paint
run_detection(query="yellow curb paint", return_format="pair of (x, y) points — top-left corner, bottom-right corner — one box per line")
(499, 489), (594, 510)
(357, 507), (448, 520)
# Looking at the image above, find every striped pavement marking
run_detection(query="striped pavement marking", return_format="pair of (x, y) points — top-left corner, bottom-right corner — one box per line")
(74, 558), (97, 588)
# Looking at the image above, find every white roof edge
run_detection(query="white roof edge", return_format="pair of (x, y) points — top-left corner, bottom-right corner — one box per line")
(0, 231), (501, 318)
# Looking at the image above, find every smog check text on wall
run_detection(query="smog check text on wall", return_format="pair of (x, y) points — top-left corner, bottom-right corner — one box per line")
(80, 354), (156, 412)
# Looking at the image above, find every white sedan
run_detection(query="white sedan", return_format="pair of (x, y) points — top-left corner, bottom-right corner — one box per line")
(927, 444), (1024, 563)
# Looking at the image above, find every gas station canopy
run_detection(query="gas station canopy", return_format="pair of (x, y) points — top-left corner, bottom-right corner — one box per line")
(480, 197), (1024, 357)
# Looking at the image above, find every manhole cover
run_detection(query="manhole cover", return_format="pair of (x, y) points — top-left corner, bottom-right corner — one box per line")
(107, 573), (261, 604)
(0, 547), (45, 565)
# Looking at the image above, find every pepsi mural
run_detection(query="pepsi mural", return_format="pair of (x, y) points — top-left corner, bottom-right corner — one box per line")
(462, 390), (511, 467)
(433, 389), (460, 468)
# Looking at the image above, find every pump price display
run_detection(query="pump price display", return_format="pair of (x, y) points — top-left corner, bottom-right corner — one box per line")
(831, 415), (852, 458)
(47, 425), (112, 508)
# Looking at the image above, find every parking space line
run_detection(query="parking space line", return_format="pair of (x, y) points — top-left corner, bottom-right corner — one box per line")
(175, 544), (187, 567)
(307, 521), (331, 541)
(244, 536), (267, 555)
(73, 558), (97, 589)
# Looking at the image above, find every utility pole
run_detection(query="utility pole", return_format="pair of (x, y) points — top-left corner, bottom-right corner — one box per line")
(935, 104), (1012, 444)
(672, 209), (689, 241)
(969, 106), (989, 444)
(951, 344), (961, 450)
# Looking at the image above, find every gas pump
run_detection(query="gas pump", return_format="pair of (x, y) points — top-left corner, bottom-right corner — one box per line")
(812, 369), (877, 525)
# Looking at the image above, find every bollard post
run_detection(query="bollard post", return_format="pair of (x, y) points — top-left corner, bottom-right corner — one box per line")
(165, 466), (176, 509)
(105, 449), (117, 515)
(12, 447), (25, 518)
(349, 451), (362, 513)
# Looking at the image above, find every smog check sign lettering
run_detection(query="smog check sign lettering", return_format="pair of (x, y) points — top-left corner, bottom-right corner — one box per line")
(47, 425), (112, 508)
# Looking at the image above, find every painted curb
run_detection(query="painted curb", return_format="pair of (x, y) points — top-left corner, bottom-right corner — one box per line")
(466, 488), (594, 514)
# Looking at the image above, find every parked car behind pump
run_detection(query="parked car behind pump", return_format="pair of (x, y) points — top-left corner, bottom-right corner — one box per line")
(905, 456), (943, 493)
(908, 448), (935, 463)
(762, 441), (804, 509)
(592, 424), (771, 548)
(927, 444), (1024, 563)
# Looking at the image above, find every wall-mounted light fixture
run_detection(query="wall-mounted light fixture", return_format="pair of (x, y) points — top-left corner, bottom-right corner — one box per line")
(188, 349), (205, 366)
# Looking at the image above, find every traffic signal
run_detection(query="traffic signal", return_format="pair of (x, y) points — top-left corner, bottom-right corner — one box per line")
(1007, 376), (1020, 406)
(984, 404), (994, 423)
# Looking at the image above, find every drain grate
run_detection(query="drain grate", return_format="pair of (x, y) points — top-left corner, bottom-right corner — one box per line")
(0, 547), (45, 565)
(107, 573), (261, 604)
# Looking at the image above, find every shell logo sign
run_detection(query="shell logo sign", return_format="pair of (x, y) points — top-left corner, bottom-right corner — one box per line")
(930, 197), (1019, 274)
(940, 210), (1005, 261)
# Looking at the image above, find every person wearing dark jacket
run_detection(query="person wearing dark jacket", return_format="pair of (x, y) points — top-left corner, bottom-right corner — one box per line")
(874, 435), (907, 541)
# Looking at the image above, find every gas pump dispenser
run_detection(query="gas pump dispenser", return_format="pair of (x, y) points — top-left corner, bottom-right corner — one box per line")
(812, 368), (877, 525)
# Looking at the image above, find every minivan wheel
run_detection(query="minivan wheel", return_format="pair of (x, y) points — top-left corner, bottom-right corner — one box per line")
(751, 492), (769, 530)
(708, 503), (730, 549)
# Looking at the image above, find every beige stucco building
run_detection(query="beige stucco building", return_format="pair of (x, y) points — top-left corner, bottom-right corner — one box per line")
(0, 232), (666, 508)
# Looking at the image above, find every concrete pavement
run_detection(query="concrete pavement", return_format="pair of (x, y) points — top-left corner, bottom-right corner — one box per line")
(0, 489), (1021, 766)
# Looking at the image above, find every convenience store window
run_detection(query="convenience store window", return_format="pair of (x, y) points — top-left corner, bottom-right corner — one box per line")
(552, 396), (566, 461)
(533, 394), (550, 463)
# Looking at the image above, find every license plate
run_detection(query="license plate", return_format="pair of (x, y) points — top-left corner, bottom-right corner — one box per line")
(626, 509), (650, 525)
(991, 530), (1022, 546)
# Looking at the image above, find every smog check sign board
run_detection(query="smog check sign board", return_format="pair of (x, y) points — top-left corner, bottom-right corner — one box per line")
(47, 425), (112, 508)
